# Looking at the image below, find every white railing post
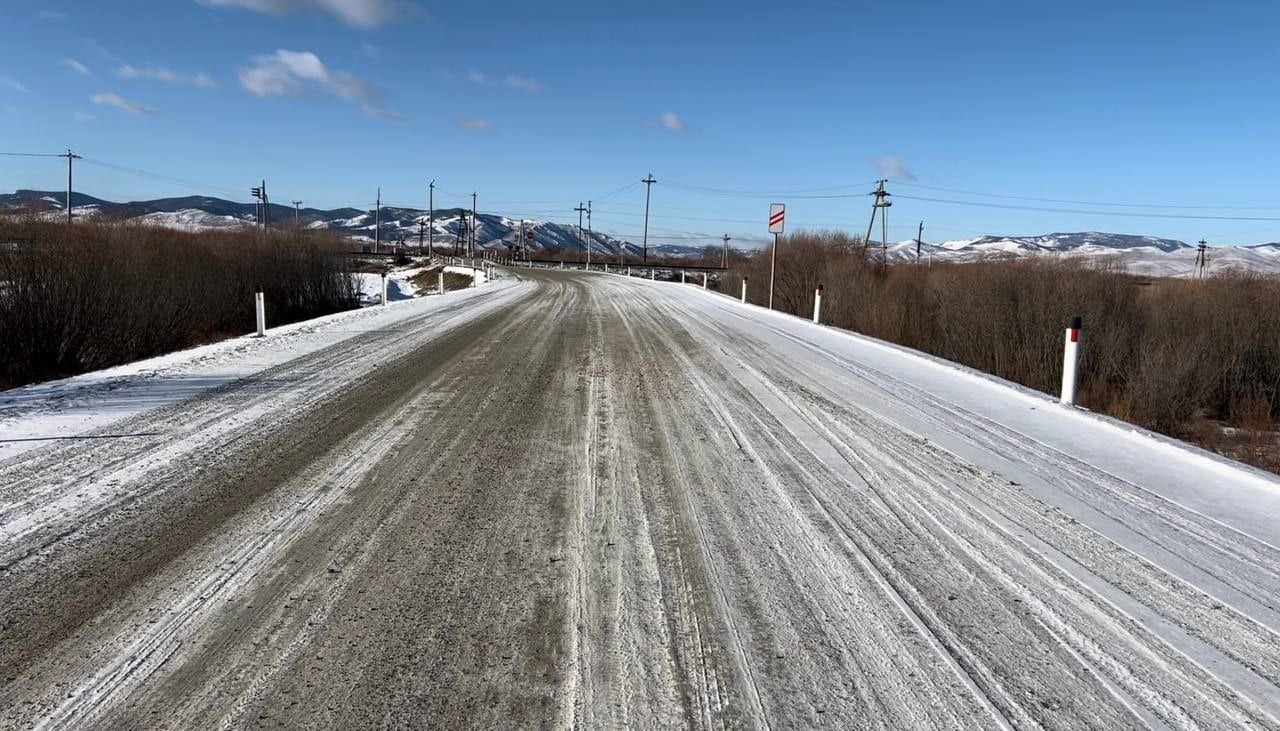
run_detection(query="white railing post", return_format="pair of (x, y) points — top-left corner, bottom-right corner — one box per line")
(681, 269), (686, 284)
(381, 273), (388, 306)
(1060, 316), (1082, 404)
(650, 269), (655, 280)
(741, 277), (748, 303)
(255, 291), (266, 336)
(812, 284), (823, 324)
(702, 272), (708, 290)
(438, 270), (444, 294)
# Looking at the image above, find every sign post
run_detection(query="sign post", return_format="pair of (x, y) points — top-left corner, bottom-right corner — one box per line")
(768, 203), (785, 310)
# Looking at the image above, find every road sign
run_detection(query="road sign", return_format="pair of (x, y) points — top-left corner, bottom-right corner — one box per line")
(526, 230), (535, 241)
(768, 203), (785, 234)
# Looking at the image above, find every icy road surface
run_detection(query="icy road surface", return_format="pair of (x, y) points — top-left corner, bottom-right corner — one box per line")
(3, 268), (1280, 729)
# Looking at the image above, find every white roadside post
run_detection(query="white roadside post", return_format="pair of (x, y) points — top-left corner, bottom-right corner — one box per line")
(681, 269), (686, 284)
(438, 270), (444, 295)
(254, 291), (266, 336)
(649, 269), (655, 280)
(604, 263), (609, 274)
(741, 277), (748, 303)
(380, 273), (388, 306)
(702, 272), (708, 290)
(1060, 316), (1082, 405)
(812, 284), (823, 324)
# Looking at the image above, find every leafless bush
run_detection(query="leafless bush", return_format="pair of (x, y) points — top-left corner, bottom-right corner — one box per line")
(0, 219), (358, 389)
(720, 230), (1280, 470)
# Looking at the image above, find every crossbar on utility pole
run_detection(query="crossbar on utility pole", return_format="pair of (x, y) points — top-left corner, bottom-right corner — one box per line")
(641, 174), (656, 263)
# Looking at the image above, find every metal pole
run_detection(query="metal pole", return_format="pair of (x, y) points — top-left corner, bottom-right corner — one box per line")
(586, 200), (593, 268)
(768, 232), (778, 310)
(641, 174), (656, 263)
(722, 233), (730, 268)
(471, 192), (477, 258)
(293, 200), (302, 224)
(375, 187), (381, 254)
(428, 181), (435, 257)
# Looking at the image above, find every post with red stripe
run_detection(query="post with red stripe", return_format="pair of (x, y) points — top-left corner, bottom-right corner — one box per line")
(812, 284), (823, 324)
(1060, 316), (1082, 405)
(768, 203), (785, 310)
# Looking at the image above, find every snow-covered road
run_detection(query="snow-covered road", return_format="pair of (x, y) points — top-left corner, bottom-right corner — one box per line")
(2, 268), (1279, 729)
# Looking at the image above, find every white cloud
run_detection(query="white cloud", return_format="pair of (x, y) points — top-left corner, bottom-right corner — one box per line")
(196, 0), (407, 28)
(505, 75), (543, 94)
(455, 116), (492, 132)
(62, 58), (93, 77)
(0, 77), (28, 93)
(90, 92), (158, 116)
(239, 50), (400, 119)
(654, 112), (686, 132)
(871, 155), (917, 181)
(74, 111), (96, 123)
(38, 10), (68, 20)
(117, 64), (216, 88)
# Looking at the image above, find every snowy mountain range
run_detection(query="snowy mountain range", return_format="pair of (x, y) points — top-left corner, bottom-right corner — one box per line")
(5, 191), (1280, 277)
(878, 232), (1280, 277)
(0, 190), (706, 259)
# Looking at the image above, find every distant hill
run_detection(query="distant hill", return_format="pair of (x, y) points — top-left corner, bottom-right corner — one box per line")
(0, 190), (705, 259)
(6, 191), (1280, 276)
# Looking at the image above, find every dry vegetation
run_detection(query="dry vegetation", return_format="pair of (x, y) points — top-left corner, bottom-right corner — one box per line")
(407, 266), (474, 293)
(0, 219), (358, 389)
(722, 231), (1280, 472)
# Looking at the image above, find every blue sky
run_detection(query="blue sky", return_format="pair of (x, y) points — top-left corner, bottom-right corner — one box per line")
(3, 0), (1280, 248)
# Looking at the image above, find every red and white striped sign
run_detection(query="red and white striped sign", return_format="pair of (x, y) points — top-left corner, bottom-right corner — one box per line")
(768, 203), (785, 234)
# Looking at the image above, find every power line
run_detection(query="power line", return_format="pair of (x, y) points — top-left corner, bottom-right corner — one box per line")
(0, 151), (66, 158)
(894, 180), (1280, 211)
(894, 193), (1280, 222)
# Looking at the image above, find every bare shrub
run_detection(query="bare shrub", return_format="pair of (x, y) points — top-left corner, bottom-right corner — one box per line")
(0, 219), (358, 389)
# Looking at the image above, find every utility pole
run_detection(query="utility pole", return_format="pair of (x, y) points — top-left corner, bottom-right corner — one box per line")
(470, 191), (477, 258)
(641, 174), (657, 263)
(261, 180), (270, 228)
(1195, 239), (1209, 279)
(916, 220), (924, 265)
(419, 218), (426, 254)
(250, 183), (265, 229)
(586, 200), (593, 268)
(428, 180), (435, 257)
(862, 180), (891, 264)
(293, 200), (302, 225)
(574, 202), (587, 264)
(60, 149), (81, 224)
(722, 233), (731, 268)
(375, 187), (381, 254)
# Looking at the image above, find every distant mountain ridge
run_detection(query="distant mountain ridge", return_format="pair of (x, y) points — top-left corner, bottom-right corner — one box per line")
(6, 191), (1280, 276)
(0, 189), (705, 259)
